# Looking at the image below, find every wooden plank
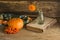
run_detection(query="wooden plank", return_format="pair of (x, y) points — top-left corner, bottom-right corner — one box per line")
(26, 17), (57, 33)
(0, 1), (59, 17)
(0, 0), (59, 1)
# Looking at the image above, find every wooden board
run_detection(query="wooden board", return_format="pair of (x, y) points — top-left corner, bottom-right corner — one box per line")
(26, 17), (57, 33)
(0, 1), (59, 17)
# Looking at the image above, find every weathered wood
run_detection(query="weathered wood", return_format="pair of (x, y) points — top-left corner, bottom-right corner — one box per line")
(0, 0), (59, 1)
(26, 17), (57, 33)
(0, 1), (59, 17)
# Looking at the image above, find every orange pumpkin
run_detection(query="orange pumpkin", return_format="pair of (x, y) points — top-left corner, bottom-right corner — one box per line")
(4, 18), (24, 34)
(2, 20), (7, 25)
(28, 4), (36, 12)
(0, 20), (3, 24)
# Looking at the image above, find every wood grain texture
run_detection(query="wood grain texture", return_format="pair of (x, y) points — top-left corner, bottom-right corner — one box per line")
(0, 1), (59, 17)
(0, 0), (59, 1)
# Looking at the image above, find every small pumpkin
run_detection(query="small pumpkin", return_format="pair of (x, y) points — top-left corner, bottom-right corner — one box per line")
(0, 20), (8, 25)
(28, 4), (36, 12)
(2, 20), (7, 25)
(4, 18), (24, 34)
(0, 20), (3, 25)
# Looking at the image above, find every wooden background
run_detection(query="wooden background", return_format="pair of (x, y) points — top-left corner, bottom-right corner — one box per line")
(0, 0), (59, 1)
(0, 1), (59, 17)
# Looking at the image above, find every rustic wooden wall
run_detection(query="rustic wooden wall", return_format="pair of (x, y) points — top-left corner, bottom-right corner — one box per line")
(37, 1), (58, 17)
(0, 0), (59, 1)
(0, 1), (60, 22)
(0, 1), (59, 17)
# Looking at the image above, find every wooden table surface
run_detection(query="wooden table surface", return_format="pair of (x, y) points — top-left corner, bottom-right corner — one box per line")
(0, 23), (60, 40)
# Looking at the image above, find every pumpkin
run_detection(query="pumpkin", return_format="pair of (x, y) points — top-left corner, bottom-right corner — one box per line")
(28, 4), (36, 12)
(2, 20), (7, 25)
(0, 20), (7, 25)
(0, 20), (3, 25)
(4, 18), (24, 34)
